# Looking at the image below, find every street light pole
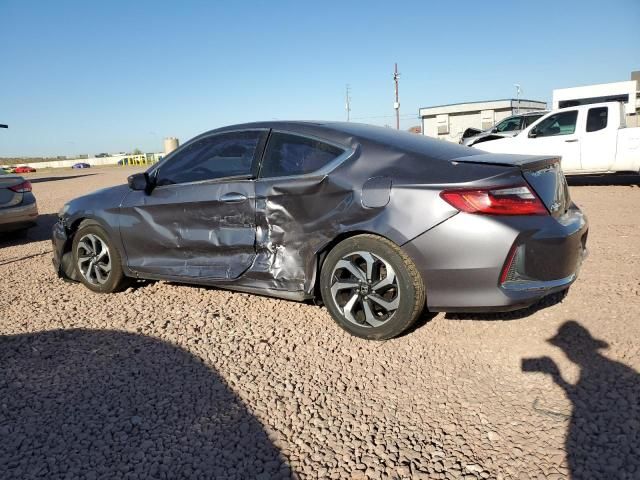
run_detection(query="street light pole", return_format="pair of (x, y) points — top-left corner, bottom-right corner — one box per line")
(514, 84), (521, 114)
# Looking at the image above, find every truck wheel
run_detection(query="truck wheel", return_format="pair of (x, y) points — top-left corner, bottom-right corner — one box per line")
(320, 234), (426, 340)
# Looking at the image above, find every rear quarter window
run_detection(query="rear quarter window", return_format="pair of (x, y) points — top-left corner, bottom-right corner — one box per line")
(586, 107), (608, 132)
(260, 133), (345, 178)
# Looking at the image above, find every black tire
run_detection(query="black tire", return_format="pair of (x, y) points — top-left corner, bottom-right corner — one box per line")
(72, 222), (129, 293)
(320, 234), (425, 340)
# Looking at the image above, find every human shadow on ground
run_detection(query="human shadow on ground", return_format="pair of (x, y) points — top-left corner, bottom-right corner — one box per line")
(522, 321), (640, 479)
(0, 329), (292, 479)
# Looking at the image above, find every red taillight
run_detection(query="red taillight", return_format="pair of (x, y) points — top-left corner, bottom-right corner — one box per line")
(440, 185), (547, 215)
(8, 180), (32, 193)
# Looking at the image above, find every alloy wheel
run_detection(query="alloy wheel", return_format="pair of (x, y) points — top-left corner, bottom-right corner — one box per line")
(76, 233), (112, 285)
(330, 250), (400, 328)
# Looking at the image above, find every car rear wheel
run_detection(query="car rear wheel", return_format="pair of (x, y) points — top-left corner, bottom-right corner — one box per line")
(320, 234), (425, 340)
(72, 223), (129, 293)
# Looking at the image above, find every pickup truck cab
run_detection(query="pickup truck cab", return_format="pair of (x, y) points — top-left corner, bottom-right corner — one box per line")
(475, 102), (640, 175)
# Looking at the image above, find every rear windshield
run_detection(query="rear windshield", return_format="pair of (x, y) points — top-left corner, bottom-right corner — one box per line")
(329, 123), (481, 161)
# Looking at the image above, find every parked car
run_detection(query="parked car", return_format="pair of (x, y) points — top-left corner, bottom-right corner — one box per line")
(461, 111), (547, 147)
(53, 121), (588, 339)
(475, 102), (640, 175)
(460, 127), (482, 143)
(72, 163), (91, 169)
(95, 153), (109, 158)
(0, 175), (38, 233)
(14, 166), (36, 173)
(2, 166), (16, 174)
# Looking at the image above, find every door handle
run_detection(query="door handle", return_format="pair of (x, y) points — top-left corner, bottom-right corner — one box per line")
(220, 192), (247, 203)
(565, 139), (579, 143)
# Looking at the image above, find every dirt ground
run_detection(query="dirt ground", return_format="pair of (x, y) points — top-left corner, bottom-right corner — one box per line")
(1, 166), (638, 479)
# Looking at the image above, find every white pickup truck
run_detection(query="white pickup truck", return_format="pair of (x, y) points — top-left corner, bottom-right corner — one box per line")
(475, 102), (640, 175)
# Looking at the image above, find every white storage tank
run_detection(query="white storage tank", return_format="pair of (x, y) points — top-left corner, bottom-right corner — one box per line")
(163, 137), (179, 154)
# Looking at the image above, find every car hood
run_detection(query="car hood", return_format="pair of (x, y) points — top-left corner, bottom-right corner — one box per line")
(463, 130), (518, 146)
(471, 136), (520, 153)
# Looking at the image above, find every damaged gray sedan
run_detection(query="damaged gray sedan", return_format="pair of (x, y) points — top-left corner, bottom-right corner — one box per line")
(53, 122), (588, 339)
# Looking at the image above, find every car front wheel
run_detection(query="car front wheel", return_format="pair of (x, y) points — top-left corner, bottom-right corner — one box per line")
(320, 234), (426, 340)
(72, 222), (129, 293)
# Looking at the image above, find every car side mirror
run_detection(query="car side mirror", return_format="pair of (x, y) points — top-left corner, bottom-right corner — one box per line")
(528, 129), (538, 138)
(491, 127), (498, 133)
(127, 172), (154, 194)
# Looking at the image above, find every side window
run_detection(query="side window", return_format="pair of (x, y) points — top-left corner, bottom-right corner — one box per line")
(495, 117), (522, 132)
(260, 132), (345, 178)
(157, 131), (264, 185)
(524, 114), (543, 127)
(586, 107), (608, 132)
(533, 111), (578, 137)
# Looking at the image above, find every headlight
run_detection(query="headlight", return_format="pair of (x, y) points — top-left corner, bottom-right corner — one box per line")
(58, 203), (70, 218)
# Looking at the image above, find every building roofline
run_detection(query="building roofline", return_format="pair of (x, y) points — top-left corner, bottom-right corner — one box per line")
(419, 98), (545, 111)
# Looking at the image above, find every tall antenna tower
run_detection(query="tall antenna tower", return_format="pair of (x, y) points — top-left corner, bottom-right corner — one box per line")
(393, 63), (400, 130)
(345, 84), (352, 122)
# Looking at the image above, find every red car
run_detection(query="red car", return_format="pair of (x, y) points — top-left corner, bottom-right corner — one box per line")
(13, 166), (36, 173)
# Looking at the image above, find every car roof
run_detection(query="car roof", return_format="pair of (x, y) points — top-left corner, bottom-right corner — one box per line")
(504, 111), (548, 119)
(520, 111), (548, 116)
(196, 121), (480, 161)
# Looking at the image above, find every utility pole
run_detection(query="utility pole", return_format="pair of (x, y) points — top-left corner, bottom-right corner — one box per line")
(514, 84), (521, 114)
(393, 63), (400, 130)
(345, 84), (352, 122)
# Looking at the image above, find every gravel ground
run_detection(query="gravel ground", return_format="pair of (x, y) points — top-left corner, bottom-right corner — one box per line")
(1, 167), (639, 480)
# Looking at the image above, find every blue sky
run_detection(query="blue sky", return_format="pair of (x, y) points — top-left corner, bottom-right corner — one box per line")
(1, 0), (638, 156)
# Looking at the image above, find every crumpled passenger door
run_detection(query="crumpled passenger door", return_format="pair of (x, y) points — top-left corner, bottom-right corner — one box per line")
(119, 179), (257, 280)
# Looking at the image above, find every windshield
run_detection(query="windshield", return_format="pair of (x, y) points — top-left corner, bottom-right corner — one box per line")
(495, 117), (522, 132)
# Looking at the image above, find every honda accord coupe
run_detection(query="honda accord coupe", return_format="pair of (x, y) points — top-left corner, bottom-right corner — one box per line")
(52, 122), (588, 339)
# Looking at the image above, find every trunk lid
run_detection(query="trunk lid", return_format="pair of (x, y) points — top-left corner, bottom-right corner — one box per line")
(451, 153), (570, 217)
(0, 175), (25, 208)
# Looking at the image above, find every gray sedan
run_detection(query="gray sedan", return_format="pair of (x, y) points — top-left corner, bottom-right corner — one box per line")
(0, 175), (38, 233)
(53, 121), (587, 340)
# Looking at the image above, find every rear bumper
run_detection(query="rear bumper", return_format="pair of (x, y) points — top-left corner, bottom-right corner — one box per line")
(403, 205), (588, 312)
(0, 197), (38, 232)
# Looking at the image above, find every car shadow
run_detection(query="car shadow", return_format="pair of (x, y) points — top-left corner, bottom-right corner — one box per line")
(28, 173), (96, 183)
(444, 289), (568, 321)
(522, 321), (640, 479)
(567, 173), (640, 187)
(0, 329), (292, 479)
(0, 213), (58, 246)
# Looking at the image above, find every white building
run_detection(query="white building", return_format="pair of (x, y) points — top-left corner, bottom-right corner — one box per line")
(552, 72), (640, 126)
(419, 99), (547, 143)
